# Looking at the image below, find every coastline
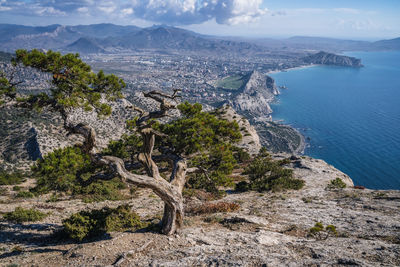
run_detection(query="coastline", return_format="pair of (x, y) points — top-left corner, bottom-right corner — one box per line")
(266, 64), (311, 155)
(266, 64), (316, 75)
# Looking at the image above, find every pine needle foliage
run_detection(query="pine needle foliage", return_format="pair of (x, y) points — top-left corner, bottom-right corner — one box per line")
(240, 148), (304, 192)
(12, 49), (125, 116)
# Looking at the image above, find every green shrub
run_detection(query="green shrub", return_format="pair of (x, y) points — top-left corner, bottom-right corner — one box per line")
(31, 146), (127, 202)
(326, 178), (347, 190)
(233, 147), (251, 163)
(63, 205), (145, 241)
(12, 186), (21, 191)
(3, 207), (47, 223)
(32, 146), (92, 193)
(0, 170), (25, 185)
(242, 151), (304, 192)
(235, 181), (250, 192)
(15, 191), (35, 198)
(308, 222), (338, 240)
(79, 178), (128, 203)
(186, 143), (237, 195)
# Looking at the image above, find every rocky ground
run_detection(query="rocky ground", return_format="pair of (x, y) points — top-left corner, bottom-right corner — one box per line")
(0, 156), (399, 267)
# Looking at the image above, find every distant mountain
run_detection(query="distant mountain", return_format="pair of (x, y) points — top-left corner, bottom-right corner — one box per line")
(123, 26), (264, 53)
(68, 23), (140, 38)
(0, 23), (399, 54)
(302, 51), (363, 67)
(373, 37), (400, 51)
(65, 37), (105, 54)
(283, 36), (371, 52)
(0, 24), (142, 52)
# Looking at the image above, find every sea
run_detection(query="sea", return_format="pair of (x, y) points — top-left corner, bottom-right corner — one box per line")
(270, 51), (400, 190)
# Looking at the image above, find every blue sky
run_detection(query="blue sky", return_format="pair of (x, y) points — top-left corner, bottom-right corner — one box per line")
(0, 0), (399, 40)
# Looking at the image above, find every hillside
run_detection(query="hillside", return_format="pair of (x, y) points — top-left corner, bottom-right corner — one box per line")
(65, 37), (106, 54)
(0, 155), (399, 266)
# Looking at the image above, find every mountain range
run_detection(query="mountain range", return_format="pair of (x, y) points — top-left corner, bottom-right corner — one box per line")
(0, 23), (399, 54)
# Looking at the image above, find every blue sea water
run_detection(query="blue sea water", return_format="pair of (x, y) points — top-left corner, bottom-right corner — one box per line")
(270, 51), (400, 190)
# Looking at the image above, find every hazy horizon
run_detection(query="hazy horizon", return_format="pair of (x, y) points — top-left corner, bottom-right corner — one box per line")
(0, 0), (399, 40)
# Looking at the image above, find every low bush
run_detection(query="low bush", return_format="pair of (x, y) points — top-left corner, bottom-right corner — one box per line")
(62, 205), (145, 241)
(241, 151), (304, 192)
(3, 207), (47, 223)
(307, 222), (338, 240)
(326, 178), (347, 190)
(0, 170), (25, 185)
(15, 191), (35, 198)
(186, 201), (240, 215)
(232, 147), (251, 163)
(31, 146), (127, 202)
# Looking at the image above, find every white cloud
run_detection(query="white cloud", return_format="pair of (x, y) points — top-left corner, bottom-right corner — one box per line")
(77, 7), (89, 13)
(121, 8), (133, 16)
(0, 6), (11, 11)
(333, 8), (361, 15)
(0, 0), (267, 25)
(35, 6), (66, 16)
(123, 0), (267, 25)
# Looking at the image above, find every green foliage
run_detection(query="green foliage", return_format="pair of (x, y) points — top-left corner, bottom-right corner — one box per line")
(15, 191), (35, 198)
(308, 222), (338, 240)
(187, 144), (236, 195)
(158, 101), (242, 155)
(0, 71), (16, 105)
(241, 150), (304, 192)
(32, 146), (126, 202)
(235, 181), (250, 192)
(79, 178), (127, 203)
(0, 170), (25, 185)
(232, 147), (251, 163)
(62, 205), (145, 241)
(216, 75), (246, 91)
(3, 207), (47, 223)
(326, 178), (347, 190)
(32, 146), (92, 193)
(156, 102), (242, 194)
(13, 49), (125, 116)
(102, 133), (142, 162)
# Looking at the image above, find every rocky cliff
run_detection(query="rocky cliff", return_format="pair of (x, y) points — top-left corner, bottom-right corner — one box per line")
(1, 155), (399, 266)
(230, 70), (279, 120)
(302, 51), (363, 67)
(0, 92), (171, 170)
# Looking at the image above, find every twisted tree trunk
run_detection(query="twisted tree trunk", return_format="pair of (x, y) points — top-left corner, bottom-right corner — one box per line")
(64, 90), (187, 235)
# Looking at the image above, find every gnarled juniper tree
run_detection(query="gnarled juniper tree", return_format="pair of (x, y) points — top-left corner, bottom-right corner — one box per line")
(2, 49), (241, 235)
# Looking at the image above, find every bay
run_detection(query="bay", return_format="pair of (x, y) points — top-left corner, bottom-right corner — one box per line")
(270, 51), (400, 189)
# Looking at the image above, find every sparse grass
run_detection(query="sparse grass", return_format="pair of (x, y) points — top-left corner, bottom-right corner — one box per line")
(3, 207), (48, 223)
(186, 201), (240, 215)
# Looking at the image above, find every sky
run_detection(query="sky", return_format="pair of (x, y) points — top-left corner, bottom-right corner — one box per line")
(0, 0), (399, 40)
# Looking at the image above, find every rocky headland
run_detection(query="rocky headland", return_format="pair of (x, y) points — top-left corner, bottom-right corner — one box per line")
(302, 51), (363, 67)
(230, 70), (279, 121)
(228, 70), (305, 154)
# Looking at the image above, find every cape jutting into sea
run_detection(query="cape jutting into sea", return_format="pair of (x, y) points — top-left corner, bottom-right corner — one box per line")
(270, 51), (400, 190)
